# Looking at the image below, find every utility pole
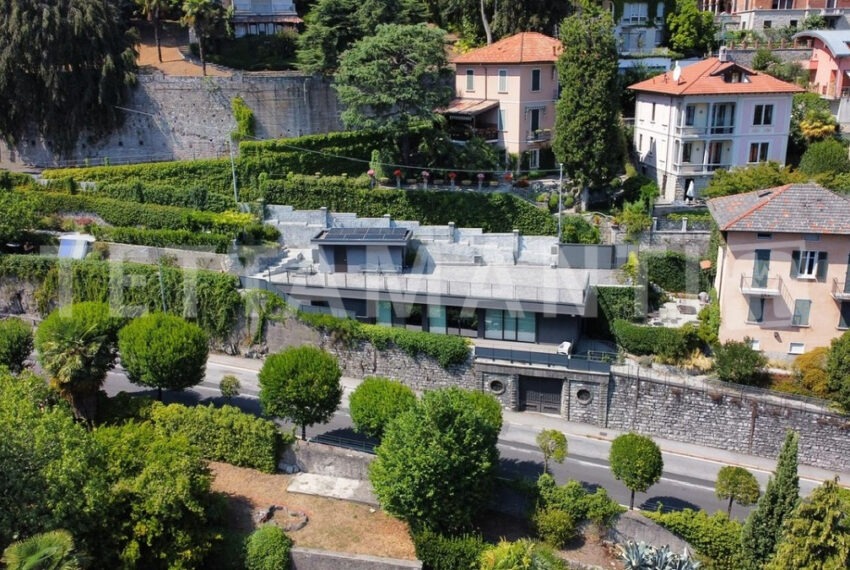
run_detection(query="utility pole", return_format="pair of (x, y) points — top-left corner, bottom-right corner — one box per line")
(228, 139), (238, 206)
(558, 163), (564, 244)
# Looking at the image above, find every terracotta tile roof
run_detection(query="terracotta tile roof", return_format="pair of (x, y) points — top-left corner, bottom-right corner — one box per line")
(628, 57), (804, 96)
(708, 183), (850, 234)
(452, 32), (562, 64)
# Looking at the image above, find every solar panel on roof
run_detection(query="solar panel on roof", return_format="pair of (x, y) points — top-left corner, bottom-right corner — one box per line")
(319, 227), (410, 242)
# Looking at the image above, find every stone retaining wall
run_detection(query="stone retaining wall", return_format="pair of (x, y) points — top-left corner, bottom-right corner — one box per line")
(291, 547), (421, 570)
(281, 441), (373, 480)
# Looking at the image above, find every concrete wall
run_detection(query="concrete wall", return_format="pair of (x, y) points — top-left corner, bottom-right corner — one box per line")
(0, 72), (341, 170)
(291, 547), (421, 570)
(726, 47), (812, 68)
(282, 441), (374, 480)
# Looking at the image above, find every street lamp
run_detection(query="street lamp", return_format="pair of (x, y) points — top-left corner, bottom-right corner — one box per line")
(558, 163), (564, 244)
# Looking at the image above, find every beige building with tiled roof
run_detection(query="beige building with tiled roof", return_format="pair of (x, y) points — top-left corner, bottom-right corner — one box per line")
(629, 55), (803, 203)
(444, 33), (562, 167)
(709, 183), (850, 359)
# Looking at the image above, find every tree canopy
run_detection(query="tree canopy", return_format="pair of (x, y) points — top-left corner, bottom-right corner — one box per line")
(766, 478), (850, 570)
(799, 139), (850, 178)
(827, 330), (850, 411)
(258, 346), (342, 440)
(478, 538), (565, 570)
(369, 387), (502, 533)
(703, 162), (803, 198)
(536, 429), (568, 474)
(296, 0), (428, 74)
(0, 0), (137, 155)
(0, 192), (36, 246)
(34, 302), (122, 422)
(349, 377), (417, 440)
(334, 23), (453, 162)
(118, 312), (209, 400)
(742, 430), (800, 568)
(666, 0), (717, 56)
(609, 433), (663, 509)
(0, 317), (33, 374)
(553, 4), (622, 189)
(715, 465), (760, 517)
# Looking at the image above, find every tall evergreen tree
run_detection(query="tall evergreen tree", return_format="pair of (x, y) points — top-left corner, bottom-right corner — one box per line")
(0, 0), (137, 155)
(553, 1), (622, 191)
(766, 478), (850, 570)
(741, 430), (800, 568)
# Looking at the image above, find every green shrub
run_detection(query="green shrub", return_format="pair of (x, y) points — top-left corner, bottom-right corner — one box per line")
(697, 290), (721, 347)
(231, 96), (255, 142)
(613, 319), (699, 360)
(244, 525), (293, 570)
(619, 200), (652, 241)
(714, 338), (767, 385)
(96, 181), (233, 212)
(643, 251), (712, 294)
(0, 256), (242, 340)
(799, 138), (850, 177)
(412, 528), (486, 570)
(261, 174), (557, 235)
(91, 226), (233, 253)
(792, 347), (830, 397)
(220, 375), (242, 400)
(533, 506), (576, 548)
(561, 215), (601, 244)
(349, 377), (417, 439)
(150, 403), (284, 473)
(536, 474), (624, 529)
(96, 391), (157, 425)
(0, 317), (33, 373)
(643, 509), (746, 570)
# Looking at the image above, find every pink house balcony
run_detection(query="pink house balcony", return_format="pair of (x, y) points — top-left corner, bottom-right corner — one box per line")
(526, 129), (552, 142)
(740, 274), (783, 297)
(831, 278), (850, 301)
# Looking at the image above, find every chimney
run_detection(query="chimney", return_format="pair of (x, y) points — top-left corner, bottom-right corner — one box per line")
(718, 46), (729, 63)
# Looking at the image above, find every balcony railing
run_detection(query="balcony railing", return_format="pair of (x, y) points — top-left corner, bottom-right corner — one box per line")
(674, 125), (736, 136)
(526, 129), (552, 142)
(674, 162), (730, 175)
(740, 274), (783, 297)
(449, 126), (500, 143)
(831, 278), (850, 301)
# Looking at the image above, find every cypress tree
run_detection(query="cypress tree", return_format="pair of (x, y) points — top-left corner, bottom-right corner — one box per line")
(741, 430), (800, 568)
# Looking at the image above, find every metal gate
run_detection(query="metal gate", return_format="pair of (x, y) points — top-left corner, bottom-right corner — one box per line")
(519, 376), (562, 413)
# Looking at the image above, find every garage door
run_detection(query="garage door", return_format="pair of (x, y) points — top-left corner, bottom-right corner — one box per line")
(519, 376), (562, 414)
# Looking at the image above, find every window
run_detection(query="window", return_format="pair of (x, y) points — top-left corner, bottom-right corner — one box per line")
(772, 0), (793, 8)
(484, 310), (535, 342)
(427, 305), (447, 334)
(529, 148), (540, 169)
(498, 69), (508, 92)
(649, 136), (655, 154)
(531, 68), (541, 92)
(792, 250), (827, 280)
(749, 142), (769, 163)
(684, 105), (696, 126)
(757, 233), (773, 240)
(711, 103), (735, 133)
(747, 298), (765, 323)
(682, 142), (693, 163)
(789, 342), (805, 355)
(465, 69), (474, 91)
(790, 19), (798, 27)
(753, 104), (774, 125)
(498, 109), (506, 131)
(804, 233), (820, 241)
(792, 299), (812, 326)
(651, 102), (657, 122)
(530, 108), (540, 133)
(750, 339), (761, 351)
(377, 301), (393, 326)
(763, 20), (772, 28)
(839, 301), (850, 329)
(638, 134), (643, 151)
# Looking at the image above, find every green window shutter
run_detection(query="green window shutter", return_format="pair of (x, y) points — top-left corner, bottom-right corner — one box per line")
(790, 250), (800, 278)
(817, 251), (828, 282)
(792, 299), (811, 326)
(748, 298), (764, 323)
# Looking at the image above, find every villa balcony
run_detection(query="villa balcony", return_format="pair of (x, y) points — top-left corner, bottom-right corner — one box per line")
(674, 162), (731, 175)
(674, 125), (736, 137)
(831, 278), (850, 301)
(740, 274), (783, 297)
(526, 129), (552, 143)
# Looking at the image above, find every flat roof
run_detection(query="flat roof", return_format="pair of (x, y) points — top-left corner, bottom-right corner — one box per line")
(312, 227), (412, 246)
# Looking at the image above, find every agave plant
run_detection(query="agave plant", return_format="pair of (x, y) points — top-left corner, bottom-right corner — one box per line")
(1, 530), (81, 570)
(619, 541), (701, 570)
(620, 541), (652, 570)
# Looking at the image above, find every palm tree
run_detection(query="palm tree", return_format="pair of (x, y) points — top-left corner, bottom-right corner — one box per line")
(138, 0), (173, 63)
(181, 0), (214, 75)
(1, 530), (81, 570)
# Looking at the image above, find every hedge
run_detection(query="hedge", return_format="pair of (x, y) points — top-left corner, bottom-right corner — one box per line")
(643, 509), (746, 570)
(297, 312), (471, 368)
(643, 251), (712, 294)
(29, 191), (256, 235)
(91, 226), (233, 253)
(0, 255), (242, 340)
(262, 174), (557, 235)
(612, 319), (698, 360)
(150, 403), (285, 473)
(412, 529), (486, 570)
(96, 180), (234, 212)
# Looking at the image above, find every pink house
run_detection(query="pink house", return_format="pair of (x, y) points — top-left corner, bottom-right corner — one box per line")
(793, 30), (850, 101)
(709, 183), (850, 360)
(444, 32), (561, 170)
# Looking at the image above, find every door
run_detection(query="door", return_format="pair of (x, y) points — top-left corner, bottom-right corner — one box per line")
(519, 376), (562, 413)
(753, 249), (770, 288)
(334, 246), (348, 272)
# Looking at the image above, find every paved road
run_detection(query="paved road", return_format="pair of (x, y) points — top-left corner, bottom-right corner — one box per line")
(104, 354), (838, 521)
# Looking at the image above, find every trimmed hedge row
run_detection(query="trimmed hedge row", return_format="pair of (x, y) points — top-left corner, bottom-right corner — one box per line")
(643, 509), (746, 570)
(643, 251), (712, 294)
(29, 191), (255, 234)
(96, 181), (234, 213)
(150, 403), (285, 473)
(90, 226), (233, 253)
(612, 319), (699, 360)
(297, 312), (471, 368)
(412, 529), (486, 570)
(262, 174), (557, 235)
(0, 255), (242, 340)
